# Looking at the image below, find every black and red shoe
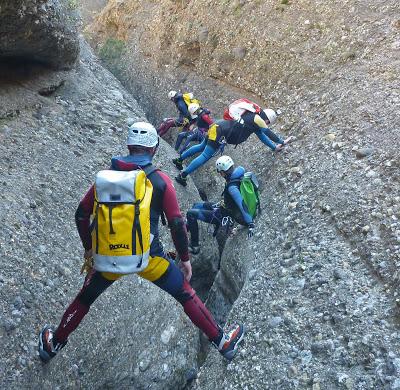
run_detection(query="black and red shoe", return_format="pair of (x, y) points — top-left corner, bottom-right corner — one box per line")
(38, 325), (67, 363)
(215, 324), (245, 361)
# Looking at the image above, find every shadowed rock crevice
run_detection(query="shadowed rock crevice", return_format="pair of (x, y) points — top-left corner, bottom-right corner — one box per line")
(188, 224), (249, 378)
(0, 59), (53, 84)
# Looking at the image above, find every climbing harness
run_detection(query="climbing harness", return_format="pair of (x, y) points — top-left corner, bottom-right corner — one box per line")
(212, 136), (227, 157)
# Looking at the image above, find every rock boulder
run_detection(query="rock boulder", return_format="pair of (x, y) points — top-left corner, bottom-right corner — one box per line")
(0, 0), (79, 69)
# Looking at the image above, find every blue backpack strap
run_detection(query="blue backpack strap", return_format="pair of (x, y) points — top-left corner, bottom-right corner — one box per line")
(142, 164), (157, 177)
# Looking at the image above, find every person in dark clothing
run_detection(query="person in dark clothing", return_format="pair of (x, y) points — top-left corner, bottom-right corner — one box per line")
(174, 115), (290, 186)
(157, 91), (197, 137)
(223, 98), (294, 151)
(186, 155), (255, 254)
(174, 102), (214, 154)
(38, 122), (244, 363)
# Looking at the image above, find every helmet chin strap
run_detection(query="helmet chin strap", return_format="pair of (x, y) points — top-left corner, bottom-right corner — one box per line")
(150, 145), (158, 157)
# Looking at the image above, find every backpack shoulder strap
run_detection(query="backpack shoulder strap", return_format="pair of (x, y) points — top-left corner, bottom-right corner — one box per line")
(142, 164), (158, 177)
(142, 164), (167, 226)
(226, 178), (241, 191)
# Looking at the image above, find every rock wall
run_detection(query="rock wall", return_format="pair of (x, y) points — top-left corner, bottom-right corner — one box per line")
(84, 0), (400, 388)
(86, 0), (400, 289)
(0, 0), (79, 69)
(0, 0), (399, 388)
(0, 39), (210, 389)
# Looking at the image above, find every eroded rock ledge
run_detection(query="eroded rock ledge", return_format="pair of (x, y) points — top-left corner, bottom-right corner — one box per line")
(0, 1), (79, 69)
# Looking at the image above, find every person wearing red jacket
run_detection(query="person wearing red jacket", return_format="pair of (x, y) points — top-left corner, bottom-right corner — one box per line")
(38, 122), (244, 363)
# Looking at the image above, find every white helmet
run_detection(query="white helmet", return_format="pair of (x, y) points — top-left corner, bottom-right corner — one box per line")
(216, 155), (234, 172)
(127, 122), (159, 147)
(168, 90), (177, 100)
(188, 103), (200, 118)
(263, 108), (278, 125)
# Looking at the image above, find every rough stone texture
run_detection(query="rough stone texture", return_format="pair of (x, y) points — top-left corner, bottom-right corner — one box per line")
(0, 0), (399, 388)
(84, 0), (400, 388)
(78, 0), (107, 25)
(0, 40), (210, 389)
(0, 0), (79, 69)
(86, 0), (400, 288)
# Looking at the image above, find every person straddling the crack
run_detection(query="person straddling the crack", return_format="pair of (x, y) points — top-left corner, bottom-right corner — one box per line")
(174, 110), (287, 186)
(186, 155), (255, 255)
(175, 102), (214, 154)
(224, 98), (294, 151)
(157, 90), (196, 137)
(38, 122), (245, 363)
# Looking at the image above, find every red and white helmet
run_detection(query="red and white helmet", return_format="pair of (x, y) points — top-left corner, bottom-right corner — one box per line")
(216, 155), (234, 172)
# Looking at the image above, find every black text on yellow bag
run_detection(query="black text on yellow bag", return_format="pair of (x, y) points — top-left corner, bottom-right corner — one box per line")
(91, 169), (153, 274)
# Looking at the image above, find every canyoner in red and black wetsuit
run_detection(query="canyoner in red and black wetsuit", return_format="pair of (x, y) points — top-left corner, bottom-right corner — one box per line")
(38, 122), (245, 363)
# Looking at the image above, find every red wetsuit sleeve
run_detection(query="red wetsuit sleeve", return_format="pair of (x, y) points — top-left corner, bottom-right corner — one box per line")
(75, 185), (94, 251)
(158, 171), (190, 262)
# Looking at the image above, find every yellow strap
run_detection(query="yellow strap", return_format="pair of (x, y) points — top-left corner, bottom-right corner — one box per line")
(254, 114), (268, 128)
(208, 123), (218, 141)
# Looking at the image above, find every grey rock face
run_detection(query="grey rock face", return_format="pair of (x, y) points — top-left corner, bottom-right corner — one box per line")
(0, 0), (79, 69)
(355, 147), (374, 158)
(0, 40), (203, 390)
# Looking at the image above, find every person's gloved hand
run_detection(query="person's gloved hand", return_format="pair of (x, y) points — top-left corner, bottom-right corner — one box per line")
(80, 249), (93, 275)
(247, 223), (255, 238)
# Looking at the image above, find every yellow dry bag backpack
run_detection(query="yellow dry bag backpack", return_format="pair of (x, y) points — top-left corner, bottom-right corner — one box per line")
(91, 168), (153, 274)
(182, 92), (201, 108)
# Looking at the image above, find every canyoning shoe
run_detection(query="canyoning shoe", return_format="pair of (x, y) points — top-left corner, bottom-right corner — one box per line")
(172, 158), (183, 170)
(175, 173), (187, 187)
(38, 325), (67, 363)
(217, 324), (245, 361)
(283, 135), (296, 145)
(189, 244), (200, 255)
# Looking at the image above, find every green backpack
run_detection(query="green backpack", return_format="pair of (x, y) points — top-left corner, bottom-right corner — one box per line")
(239, 172), (261, 218)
